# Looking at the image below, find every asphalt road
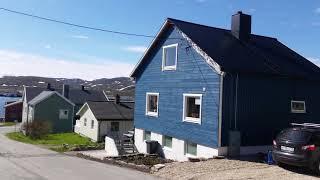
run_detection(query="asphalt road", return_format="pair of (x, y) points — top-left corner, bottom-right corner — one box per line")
(0, 125), (157, 180)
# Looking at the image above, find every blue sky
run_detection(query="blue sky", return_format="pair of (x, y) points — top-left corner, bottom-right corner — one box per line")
(0, 0), (319, 80)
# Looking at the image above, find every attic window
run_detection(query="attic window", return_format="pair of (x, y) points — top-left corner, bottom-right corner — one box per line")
(291, 100), (306, 113)
(162, 44), (178, 71)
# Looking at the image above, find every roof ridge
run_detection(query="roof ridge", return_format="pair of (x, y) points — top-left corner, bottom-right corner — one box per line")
(167, 17), (276, 40)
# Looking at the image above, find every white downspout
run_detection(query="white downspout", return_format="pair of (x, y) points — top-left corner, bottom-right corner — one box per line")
(218, 72), (225, 147)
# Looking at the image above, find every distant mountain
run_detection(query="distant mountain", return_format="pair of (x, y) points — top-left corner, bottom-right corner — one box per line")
(0, 76), (135, 96)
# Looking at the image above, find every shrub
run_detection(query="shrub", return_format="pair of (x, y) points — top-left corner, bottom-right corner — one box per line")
(22, 121), (52, 139)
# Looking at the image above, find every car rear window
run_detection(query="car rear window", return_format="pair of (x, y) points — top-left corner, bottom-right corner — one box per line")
(277, 129), (312, 142)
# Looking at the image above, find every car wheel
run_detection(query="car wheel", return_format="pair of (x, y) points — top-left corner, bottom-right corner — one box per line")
(276, 162), (288, 168)
(312, 160), (320, 176)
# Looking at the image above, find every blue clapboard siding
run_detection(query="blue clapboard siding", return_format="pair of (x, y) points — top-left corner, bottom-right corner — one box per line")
(221, 73), (320, 146)
(134, 26), (221, 148)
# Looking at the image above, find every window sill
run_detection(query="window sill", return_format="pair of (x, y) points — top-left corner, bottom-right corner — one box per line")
(183, 117), (201, 124)
(162, 66), (176, 71)
(291, 111), (306, 113)
(146, 112), (158, 117)
(186, 153), (197, 158)
(163, 146), (173, 151)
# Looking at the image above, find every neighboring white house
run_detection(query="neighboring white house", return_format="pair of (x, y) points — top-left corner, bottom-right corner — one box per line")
(75, 100), (134, 142)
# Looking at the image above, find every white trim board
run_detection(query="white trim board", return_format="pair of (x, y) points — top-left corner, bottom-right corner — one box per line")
(162, 43), (178, 71)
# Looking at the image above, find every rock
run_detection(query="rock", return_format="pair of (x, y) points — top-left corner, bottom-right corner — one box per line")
(151, 164), (165, 172)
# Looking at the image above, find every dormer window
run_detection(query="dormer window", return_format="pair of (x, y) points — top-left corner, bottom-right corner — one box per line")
(162, 44), (178, 71)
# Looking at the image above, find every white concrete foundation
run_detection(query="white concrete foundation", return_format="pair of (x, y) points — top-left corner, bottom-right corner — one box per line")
(104, 136), (119, 157)
(134, 128), (272, 161)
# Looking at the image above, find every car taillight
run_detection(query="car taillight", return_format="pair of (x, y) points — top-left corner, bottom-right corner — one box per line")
(302, 144), (316, 151)
(273, 140), (277, 146)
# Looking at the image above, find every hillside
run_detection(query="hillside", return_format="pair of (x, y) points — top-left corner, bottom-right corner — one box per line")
(0, 76), (135, 96)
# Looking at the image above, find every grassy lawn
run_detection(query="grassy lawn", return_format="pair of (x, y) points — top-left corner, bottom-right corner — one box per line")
(6, 132), (102, 152)
(0, 122), (17, 127)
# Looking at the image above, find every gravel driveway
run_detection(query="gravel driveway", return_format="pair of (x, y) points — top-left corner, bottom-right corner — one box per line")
(153, 158), (319, 180)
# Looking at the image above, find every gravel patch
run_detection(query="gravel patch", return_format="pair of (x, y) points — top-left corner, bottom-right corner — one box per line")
(153, 158), (319, 180)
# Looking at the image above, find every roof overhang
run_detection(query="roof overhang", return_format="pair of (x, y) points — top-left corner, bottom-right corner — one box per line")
(4, 100), (23, 108)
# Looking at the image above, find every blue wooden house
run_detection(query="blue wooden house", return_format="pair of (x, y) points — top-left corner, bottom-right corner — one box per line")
(130, 11), (320, 161)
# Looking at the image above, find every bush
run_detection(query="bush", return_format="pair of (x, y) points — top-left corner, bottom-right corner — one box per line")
(22, 121), (52, 139)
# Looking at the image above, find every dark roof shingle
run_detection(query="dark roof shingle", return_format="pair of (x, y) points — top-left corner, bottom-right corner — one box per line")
(87, 101), (134, 120)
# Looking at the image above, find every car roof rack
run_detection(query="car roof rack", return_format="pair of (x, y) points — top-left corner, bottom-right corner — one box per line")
(291, 123), (320, 128)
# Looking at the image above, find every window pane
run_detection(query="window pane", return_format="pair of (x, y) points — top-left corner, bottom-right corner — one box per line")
(186, 97), (200, 118)
(186, 142), (197, 156)
(148, 95), (158, 113)
(144, 131), (151, 141)
(163, 136), (172, 148)
(164, 46), (176, 67)
(291, 101), (305, 112)
(91, 120), (94, 129)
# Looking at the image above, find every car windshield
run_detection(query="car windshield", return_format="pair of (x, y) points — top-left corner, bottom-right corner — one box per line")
(277, 129), (312, 142)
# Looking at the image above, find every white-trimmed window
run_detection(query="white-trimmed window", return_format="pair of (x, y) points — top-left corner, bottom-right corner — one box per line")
(91, 120), (94, 129)
(143, 131), (151, 141)
(84, 118), (87, 126)
(146, 93), (159, 117)
(185, 141), (197, 156)
(163, 135), (172, 149)
(59, 109), (69, 119)
(291, 100), (306, 113)
(183, 94), (202, 124)
(162, 44), (178, 71)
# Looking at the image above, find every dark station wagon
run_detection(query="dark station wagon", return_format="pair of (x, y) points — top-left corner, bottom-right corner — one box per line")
(273, 123), (320, 174)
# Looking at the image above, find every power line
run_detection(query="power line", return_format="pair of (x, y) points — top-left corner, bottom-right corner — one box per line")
(0, 7), (156, 38)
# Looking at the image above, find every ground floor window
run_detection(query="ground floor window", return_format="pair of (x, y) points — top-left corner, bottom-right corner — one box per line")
(111, 122), (120, 132)
(91, 120), (94, 129)
(183, 94), (202, 124)
(146, 92), (159, 117)
(144, 131), (151, 141)
(84, 118), (87, 126)
(291, 100), (306, 113)
(185, 141), (197, 156)
(163, 135), (172, 148)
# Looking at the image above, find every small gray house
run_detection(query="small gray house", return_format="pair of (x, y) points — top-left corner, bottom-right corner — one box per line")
(27, 91), (75, 133)
(75, 98), (134, 142)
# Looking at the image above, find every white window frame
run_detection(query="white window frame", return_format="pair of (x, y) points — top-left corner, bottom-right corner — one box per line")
(59, 109), (69, 119)
(183, 93), (202, 124)
(185, 141), (197, 157)
(146, 92), (159, 117)
(143, 130), (151, 141)
(291, 100), (306, 113)
(162, 135), (173, 150)
(162, 43), (178, 71)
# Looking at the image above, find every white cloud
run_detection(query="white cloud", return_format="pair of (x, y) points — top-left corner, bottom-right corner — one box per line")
(124, 46), (147, 53)
(71, 35), (89, 39)
(249, 8), (256, 13)
(307, 57), (320, 66)
(195, 0), (206, 3)
(0, 49), (134, 80)
(315, 7), (320, 14)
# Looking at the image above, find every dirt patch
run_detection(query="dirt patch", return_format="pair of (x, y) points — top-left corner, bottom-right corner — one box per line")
(153, 158), (320, 180)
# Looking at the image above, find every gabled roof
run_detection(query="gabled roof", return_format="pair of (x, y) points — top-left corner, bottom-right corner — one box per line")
(77, 101), (134, 121)
(28, 91), (75, 106)
(130, 18), (320, 80)
(24, 87), (106, 104)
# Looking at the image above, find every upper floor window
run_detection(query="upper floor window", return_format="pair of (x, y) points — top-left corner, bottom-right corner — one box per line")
(183, 94), (202, 124)
(162, 44), (178, 71)
(291, 100), (306, 113)
(59, 109), (69, 119)
(146, 92), (159, 117)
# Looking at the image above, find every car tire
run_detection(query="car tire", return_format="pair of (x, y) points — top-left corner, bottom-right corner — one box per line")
(312, 160), (320, 176)
(276, 162), (288, 168)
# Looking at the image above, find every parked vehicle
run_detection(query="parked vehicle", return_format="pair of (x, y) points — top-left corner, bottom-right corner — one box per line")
(273, 123), (320, 174)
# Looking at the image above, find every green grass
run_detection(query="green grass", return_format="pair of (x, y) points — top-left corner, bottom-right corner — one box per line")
(6, 132), (99, 152)
(0, 122), (17, 127)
